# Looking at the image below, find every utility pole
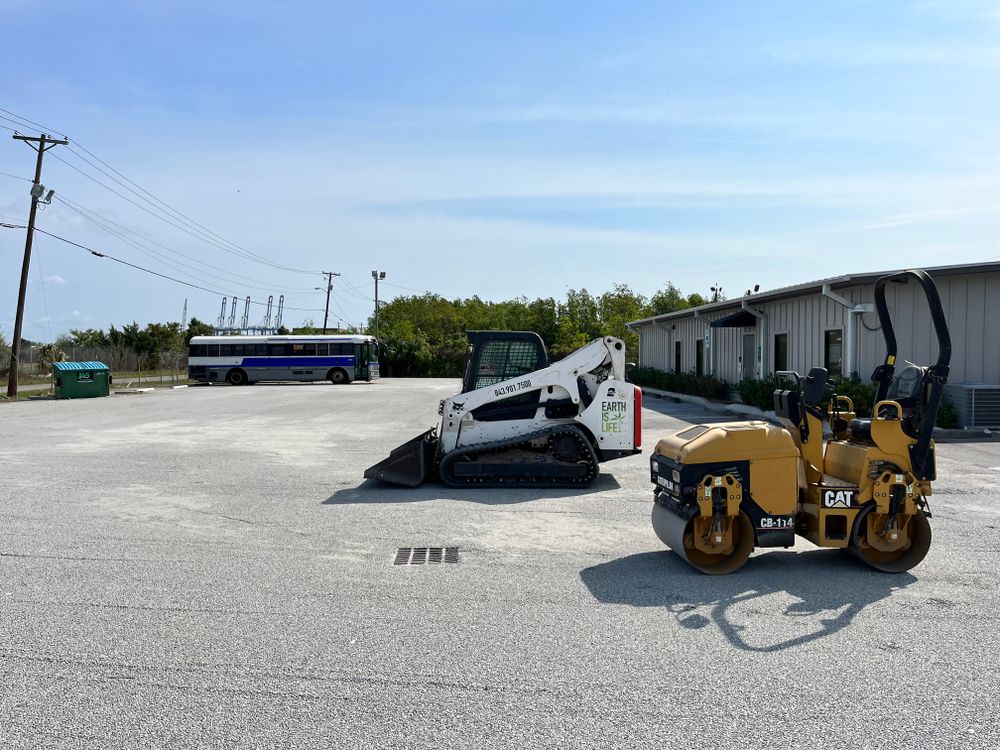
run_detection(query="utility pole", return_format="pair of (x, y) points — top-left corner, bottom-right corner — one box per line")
(372, 270), (386, 337)
(319, 271), (340, 334)
(7, 133), (69, 399)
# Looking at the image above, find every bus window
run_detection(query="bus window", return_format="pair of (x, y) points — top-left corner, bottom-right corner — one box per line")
(269, 344), (290, 356)
(292, 343), (317, 356)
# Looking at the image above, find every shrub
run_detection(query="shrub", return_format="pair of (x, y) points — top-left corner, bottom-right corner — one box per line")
(825, 374), (878, 417)
(736, 377), (777, 411)
(936, 402), (959, 428)
(629, 366), (730, 401)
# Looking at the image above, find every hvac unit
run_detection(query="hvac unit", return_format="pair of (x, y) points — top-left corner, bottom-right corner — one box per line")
(944, 383), (1000, 429)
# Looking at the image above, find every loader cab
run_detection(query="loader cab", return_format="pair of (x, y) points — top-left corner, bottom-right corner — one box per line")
(461, 331), (548, 394)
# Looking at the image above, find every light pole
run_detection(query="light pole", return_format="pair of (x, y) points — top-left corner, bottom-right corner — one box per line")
(372, 270), (386, 337)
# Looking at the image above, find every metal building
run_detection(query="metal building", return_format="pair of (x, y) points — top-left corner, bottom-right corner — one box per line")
(627, 262), (1000, 427)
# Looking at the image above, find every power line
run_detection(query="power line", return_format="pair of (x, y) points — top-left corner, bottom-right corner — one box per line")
(65, 142), (310, 274)
(0, 107), (67, 138)
(33, 236), (53, 343)
(332, 276), (374, 301)
(382, 280), (427, 293)
(55, 193), (317, 293)
(3, 106), (322, 279)
(0, 170), (30, 182)
(51, 150), (318, 276)
(0, 223), (326, 313)
(57, 197), (298, 296)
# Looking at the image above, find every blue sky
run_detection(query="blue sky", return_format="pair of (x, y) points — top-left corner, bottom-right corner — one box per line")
(1, 0), (999, 341)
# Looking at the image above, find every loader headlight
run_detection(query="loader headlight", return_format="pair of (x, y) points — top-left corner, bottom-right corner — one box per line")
(672, 469), (681, 483)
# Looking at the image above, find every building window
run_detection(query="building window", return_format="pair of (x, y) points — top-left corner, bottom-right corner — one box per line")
(674, 341), (682, 373)
(825, 329), (843, 380)
(695, 339), (704, 377)
(774, 333), (788, 373)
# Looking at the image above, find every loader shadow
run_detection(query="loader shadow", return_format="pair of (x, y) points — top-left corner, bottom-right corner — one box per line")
(323, 473), (623, 506)
(580, 549), (916, 653)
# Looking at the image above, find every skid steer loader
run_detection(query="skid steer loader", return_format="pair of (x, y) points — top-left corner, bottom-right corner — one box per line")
(649, 269), (951, 574)
(365, 331), (641, 488)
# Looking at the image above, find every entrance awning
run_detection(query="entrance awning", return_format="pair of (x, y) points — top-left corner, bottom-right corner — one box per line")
(709, 310), (760, 328)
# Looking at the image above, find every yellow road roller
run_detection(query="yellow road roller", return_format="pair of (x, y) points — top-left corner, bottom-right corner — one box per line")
(649, 269), (951, 574)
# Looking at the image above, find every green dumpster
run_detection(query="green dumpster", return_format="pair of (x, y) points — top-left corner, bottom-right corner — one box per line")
(52, 361), (111, 399)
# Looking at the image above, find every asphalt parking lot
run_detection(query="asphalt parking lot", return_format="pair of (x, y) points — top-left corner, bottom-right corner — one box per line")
(1, 379), (998, 749)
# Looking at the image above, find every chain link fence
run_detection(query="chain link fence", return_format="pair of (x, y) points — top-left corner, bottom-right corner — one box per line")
(0, 346), (189, 387)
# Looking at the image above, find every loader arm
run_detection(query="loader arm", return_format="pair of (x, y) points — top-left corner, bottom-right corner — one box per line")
(442, 336), (626, 418)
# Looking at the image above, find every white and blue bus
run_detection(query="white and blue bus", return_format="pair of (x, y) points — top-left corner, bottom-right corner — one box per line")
(187, 334), (380, 385)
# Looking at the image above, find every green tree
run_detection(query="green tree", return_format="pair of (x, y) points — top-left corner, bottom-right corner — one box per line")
(37, 343), (66, 373)
(649, 283), (690, 315)
(525, 298), (559, 348)
(143, 322), (183, 353)
(64, 328), (111, 348)
(597, 283), (648, 360)
(186, 318), (214, 342)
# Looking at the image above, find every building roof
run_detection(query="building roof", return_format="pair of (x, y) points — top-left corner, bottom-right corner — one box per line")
(627, 260), (1000, 328)
(52, 361), (109, 371)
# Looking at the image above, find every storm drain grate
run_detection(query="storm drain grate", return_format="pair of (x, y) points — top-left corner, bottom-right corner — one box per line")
(394, 546), (460, 565)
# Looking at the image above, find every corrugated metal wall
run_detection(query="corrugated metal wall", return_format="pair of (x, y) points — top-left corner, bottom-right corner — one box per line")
(638, 325), (670, 368)
(850, 272), (1000, 384)
(710, 324), (742, 382)
(634, 271), (1000, 385)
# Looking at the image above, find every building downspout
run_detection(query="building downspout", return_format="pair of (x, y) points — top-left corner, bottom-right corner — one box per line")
(741, 300), (766, 378)
(822, 284), (873, 378)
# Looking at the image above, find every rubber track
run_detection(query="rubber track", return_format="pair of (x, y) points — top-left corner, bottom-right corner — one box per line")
(438, 424), (599, 488)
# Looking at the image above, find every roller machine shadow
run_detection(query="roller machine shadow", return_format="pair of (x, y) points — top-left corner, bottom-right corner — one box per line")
(650, 269), (951, 574)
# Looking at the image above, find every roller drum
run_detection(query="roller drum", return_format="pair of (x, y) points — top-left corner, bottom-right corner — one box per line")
(652, 502), (755, 575)
(848, 504), (932, 573)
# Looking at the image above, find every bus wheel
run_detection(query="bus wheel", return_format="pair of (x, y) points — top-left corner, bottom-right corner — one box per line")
(328, 368), (349, 385)
(227, 369), (248, 386)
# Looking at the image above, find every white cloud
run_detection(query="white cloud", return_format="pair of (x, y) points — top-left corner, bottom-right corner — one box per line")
(762, 38), (1000, 69)
(44, 274), (66, 284)
(862, 207), (978, 231)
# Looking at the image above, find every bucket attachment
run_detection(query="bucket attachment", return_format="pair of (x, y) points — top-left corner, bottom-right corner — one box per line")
(364, 430), (438, 487)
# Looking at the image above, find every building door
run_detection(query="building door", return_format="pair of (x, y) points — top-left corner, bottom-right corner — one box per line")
(773, 333), (788, 373)
(742, 332), (756, 380)
(674, 341), (682, 373)
(695, 339), (704, 376)
(825, 330), (843, 380)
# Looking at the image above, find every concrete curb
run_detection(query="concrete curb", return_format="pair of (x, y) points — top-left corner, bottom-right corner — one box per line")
(639, 386), (778, 422)
(637, 386), (997, 442)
